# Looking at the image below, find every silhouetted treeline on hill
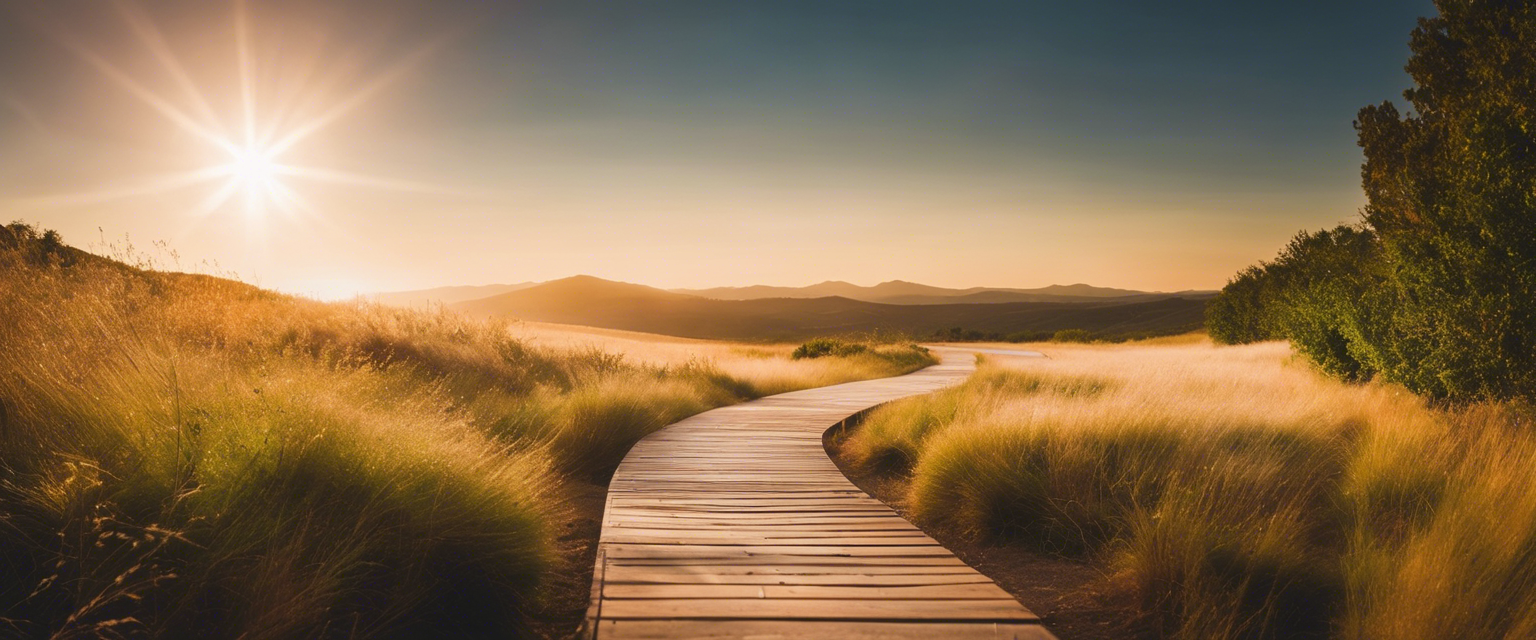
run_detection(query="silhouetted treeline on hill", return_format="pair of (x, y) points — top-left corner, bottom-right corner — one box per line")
(1208, 0), (1536, 402)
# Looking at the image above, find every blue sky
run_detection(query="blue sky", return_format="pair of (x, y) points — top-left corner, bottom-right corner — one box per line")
(0, 0), (1436, 296)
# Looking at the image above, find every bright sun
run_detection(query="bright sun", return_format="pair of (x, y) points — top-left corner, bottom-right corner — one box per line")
(202, 141), (290, 217)
(228, 146), (276, 186)
(223, 144), (281, 208)
(31, 1), (449, 223)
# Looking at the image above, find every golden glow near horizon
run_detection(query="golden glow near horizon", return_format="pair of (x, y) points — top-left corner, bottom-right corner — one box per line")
(0, 1), (1401, 301)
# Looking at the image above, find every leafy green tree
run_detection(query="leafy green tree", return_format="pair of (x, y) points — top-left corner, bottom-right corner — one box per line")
(1208, 226), (1388, 381)
(1207, 264), (1280, 345)
(1267, 226), (1388, 382)
(1354, 0), (1536, 400)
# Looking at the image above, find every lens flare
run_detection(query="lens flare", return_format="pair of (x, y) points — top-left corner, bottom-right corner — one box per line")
(228, 146), (276, 188)
(16, 0), (461, 228)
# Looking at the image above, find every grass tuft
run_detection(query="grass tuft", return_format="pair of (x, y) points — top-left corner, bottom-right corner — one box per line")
(842, 340), (1536, 639)
(0, 226), (935, 637)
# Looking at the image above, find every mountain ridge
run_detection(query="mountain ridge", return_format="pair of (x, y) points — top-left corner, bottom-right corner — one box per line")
(375, 276), (1215, 308)
(451, 275), (1212, 341)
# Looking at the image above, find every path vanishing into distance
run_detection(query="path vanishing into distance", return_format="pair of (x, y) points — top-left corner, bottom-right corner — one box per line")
(584, 347), (1057, 640)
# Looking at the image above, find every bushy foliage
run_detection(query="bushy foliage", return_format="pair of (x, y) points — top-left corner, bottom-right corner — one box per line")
(1205, 265), (1281, 345)
(1050, 328), (1095, 343)
(1, 221), (75, 266)
(1352, 0), (1536, 400)
(1209, 1), (1536, 402)
(1211, 227), (1387, 380)
(792, 337), (868, 359)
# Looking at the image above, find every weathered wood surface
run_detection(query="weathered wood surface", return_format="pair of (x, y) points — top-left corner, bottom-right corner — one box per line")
(585, 348), (1056, 639)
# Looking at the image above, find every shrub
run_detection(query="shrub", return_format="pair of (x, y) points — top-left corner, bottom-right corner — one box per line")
(1206, 265), (1280, 345)
(792, 338), (867, 359)
(1050, 328), (1095, 343)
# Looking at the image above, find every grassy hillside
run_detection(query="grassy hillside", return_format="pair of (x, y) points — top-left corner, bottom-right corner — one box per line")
(0, 225), (934, 639)
(455, 276), (1210, 341)
(833, 339), (1536, 640)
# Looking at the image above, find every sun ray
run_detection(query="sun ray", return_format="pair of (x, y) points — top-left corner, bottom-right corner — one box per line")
(234, 0), (258, 147)
(274, 164), (494, 198)
(111, 0), (225, 133)
(266, 180), (306, 218)
(168, 179), (243, 246)
(256, 30), (330, 149)
(15, 167), (232, 208)
(265, 37), (444, 157)
(25, 3), (483, 229)
(192, 178), (244, 219)
(54, 35), (237, 154)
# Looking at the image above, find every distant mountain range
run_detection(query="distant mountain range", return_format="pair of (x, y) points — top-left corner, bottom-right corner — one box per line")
(376, 278), (1212, 308)
(432, 275), (1213, 341)
(672, 280), (1208, 305)
(368, 282), (537, 307)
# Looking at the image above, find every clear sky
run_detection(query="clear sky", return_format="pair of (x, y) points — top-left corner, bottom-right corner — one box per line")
(0, 0), (1435, 298)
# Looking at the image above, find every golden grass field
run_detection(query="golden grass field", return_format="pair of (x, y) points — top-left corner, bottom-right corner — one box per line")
(840, 337), (1536, 640)
(0, 238), (933, 639)
(8, 228), (1534, 640)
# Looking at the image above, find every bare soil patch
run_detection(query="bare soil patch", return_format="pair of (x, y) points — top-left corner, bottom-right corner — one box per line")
(528, 479), (607, 640)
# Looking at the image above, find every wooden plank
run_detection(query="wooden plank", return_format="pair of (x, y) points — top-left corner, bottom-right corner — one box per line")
(607, 523), (924, 533)
(603, 545), (951, 559)
(597, 620), (1055, 640)
(608, 518), (914, 527)
(606, 524), (928, 535)
(607, 511), (898, 520)
(604, 555), (970, 567)
(608, 494), (882, 502)
(584, 348), (1055, 640)
(604, 535), (939, 546)
(607, 503), (893, 511)
(603, 583), (1017, 600)
(600, 570), (995, 586)
(607, 511), (917, 522)
(597, 598), (1038, 621)
(602, 564), (982, 576)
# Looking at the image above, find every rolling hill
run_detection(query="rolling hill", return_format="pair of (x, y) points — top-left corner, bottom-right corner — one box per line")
(453, 276), (1211, 341)
(368, 282), (537, 307)
(671, 280), (1214, 305)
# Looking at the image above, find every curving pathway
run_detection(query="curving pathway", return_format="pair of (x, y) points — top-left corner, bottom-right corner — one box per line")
(583, 348), (1056, 639)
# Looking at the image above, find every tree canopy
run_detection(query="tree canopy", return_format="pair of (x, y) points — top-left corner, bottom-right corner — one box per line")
(1209, 0), (1536, 401)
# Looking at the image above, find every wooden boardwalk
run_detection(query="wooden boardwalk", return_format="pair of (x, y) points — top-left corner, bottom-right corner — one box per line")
(584, 349), (1055, 639)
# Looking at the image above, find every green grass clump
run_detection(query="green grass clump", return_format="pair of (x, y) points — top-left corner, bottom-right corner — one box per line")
(1050, 328), (1096, 343)
(841, 342), (1536, 640)
(840, 366), (1109, 475)
(548, 372), (729, 478)
(792, 338), (869, 359)
(0, 225), (935, 638)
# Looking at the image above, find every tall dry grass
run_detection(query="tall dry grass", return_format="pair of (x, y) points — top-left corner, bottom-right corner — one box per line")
(0, 228), (933, 638)
(841, 340), (1536, 640)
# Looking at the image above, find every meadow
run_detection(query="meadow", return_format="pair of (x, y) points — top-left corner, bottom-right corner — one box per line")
(837, 338), (1536, 640)
(0, 227), (933, 639)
